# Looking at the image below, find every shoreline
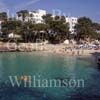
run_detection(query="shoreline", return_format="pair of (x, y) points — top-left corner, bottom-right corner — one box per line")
(0, 42), (100, 57)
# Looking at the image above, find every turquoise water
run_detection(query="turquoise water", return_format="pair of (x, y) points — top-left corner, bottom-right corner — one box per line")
(0, 52), (100, 100)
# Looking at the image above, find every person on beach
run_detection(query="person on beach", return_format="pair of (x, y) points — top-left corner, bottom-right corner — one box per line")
(82, 49), (84, 55)
(77, 49), (80, 56)
(72, 48), (75, 56)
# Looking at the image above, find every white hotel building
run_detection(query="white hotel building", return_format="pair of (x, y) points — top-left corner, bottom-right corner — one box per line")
(16, 9), (46, 24)
(16, 9), (77, 34)
(28, 9), (46, 23)
(66, 17), (78, 34)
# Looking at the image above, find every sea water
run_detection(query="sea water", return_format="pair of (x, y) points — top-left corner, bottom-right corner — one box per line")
(0, 52), (100, 100)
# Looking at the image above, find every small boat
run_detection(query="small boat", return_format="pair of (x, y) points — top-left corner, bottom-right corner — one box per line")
(97, 57), (100, 66)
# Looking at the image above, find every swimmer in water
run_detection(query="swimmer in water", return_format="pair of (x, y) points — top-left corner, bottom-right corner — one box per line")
(21, 75), (29, 81)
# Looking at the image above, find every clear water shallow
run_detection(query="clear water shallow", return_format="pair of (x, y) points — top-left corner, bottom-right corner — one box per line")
(0, 52), (100, 100)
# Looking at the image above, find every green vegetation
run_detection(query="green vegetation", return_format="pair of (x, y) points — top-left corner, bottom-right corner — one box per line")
(0, 12), (7, 21)
(43, 14), (70, 43)
(75, 17), (100, 40)
(0, 12), (100, 44)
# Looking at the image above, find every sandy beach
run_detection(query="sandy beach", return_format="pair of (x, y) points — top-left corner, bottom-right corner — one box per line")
(41, 44), (100, 56)
(0, 42), (100, 56)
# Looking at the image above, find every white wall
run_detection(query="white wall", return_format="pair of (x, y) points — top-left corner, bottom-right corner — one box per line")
(16, 9), (46, 24)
